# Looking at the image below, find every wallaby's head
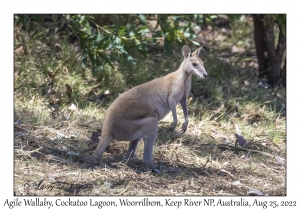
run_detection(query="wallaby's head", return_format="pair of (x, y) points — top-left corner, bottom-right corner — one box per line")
(181, 45), (208, 79)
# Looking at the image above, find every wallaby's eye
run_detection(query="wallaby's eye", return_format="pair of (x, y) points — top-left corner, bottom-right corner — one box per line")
(192, 63), (197, 67)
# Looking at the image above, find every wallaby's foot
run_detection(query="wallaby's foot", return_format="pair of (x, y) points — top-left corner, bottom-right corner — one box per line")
(142, 160), (154, 168)
(92, 150), (100, 159)
(168, 122), (177, 132)
(142, 162), (162, 174)
(84, 155), (98, 165)
(152, 168), (161, 174)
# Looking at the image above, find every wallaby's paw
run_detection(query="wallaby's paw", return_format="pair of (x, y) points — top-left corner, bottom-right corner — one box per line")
(181, 122), (188, 133)
(168, 126), (175, 132)
(168, 122), (177, 132)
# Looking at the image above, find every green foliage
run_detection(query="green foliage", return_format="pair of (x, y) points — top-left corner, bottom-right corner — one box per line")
(66, 14), (152, 75)
(96, 64), (126, 92)
(226, 14), (244, 21)
(14, 14), (254, 78)
(202, 14), (218, 25)
(154, 15), (201, 55)
(14, 14), (206, 76)
(14, 14), (44, 30)
(66, 14), (203, 73)
(261, 14), (286, 36)
(273, 14), (286, 36)
(14, 14), (30, 28)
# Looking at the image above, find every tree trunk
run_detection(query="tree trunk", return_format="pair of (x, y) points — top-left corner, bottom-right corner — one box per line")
(281, 57), (286, 87)
(253, 15), (268, 79)
(252, 14), (286, 87)
(277, 22), (286, 87)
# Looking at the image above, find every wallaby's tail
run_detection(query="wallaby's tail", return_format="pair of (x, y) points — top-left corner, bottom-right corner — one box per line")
(92, 132), (113, 159)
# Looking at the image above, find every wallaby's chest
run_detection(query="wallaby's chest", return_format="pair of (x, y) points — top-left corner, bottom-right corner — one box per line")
(172, 75), (191, 100)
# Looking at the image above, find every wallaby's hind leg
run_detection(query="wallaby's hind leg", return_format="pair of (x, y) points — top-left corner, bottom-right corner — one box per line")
(92, 134), (113, 159)
(125, 139), (140, 159)
(143, 124), (158, 164)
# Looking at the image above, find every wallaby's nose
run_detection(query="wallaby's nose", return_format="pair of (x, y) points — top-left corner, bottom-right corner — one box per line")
(204, 73), (208, 78)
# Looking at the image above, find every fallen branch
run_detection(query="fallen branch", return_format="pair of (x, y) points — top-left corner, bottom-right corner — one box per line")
(216, 144), (274, 157)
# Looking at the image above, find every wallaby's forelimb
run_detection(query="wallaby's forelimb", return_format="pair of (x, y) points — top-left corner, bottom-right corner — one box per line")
(180, 97), (189, 133)
(168, 108), (178, 132)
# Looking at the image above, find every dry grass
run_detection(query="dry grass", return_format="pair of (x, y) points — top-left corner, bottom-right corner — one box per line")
(14, 101), (286, 196)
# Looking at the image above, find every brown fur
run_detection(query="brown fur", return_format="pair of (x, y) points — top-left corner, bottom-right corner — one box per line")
(92, 45), (207, 164)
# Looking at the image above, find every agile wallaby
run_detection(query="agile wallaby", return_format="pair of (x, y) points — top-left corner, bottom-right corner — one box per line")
(92, 45), (207, 164)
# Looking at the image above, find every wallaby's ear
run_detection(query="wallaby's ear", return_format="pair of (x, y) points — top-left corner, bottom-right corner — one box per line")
(192, 45), (203, 57)
(182, 45), (191, 59)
